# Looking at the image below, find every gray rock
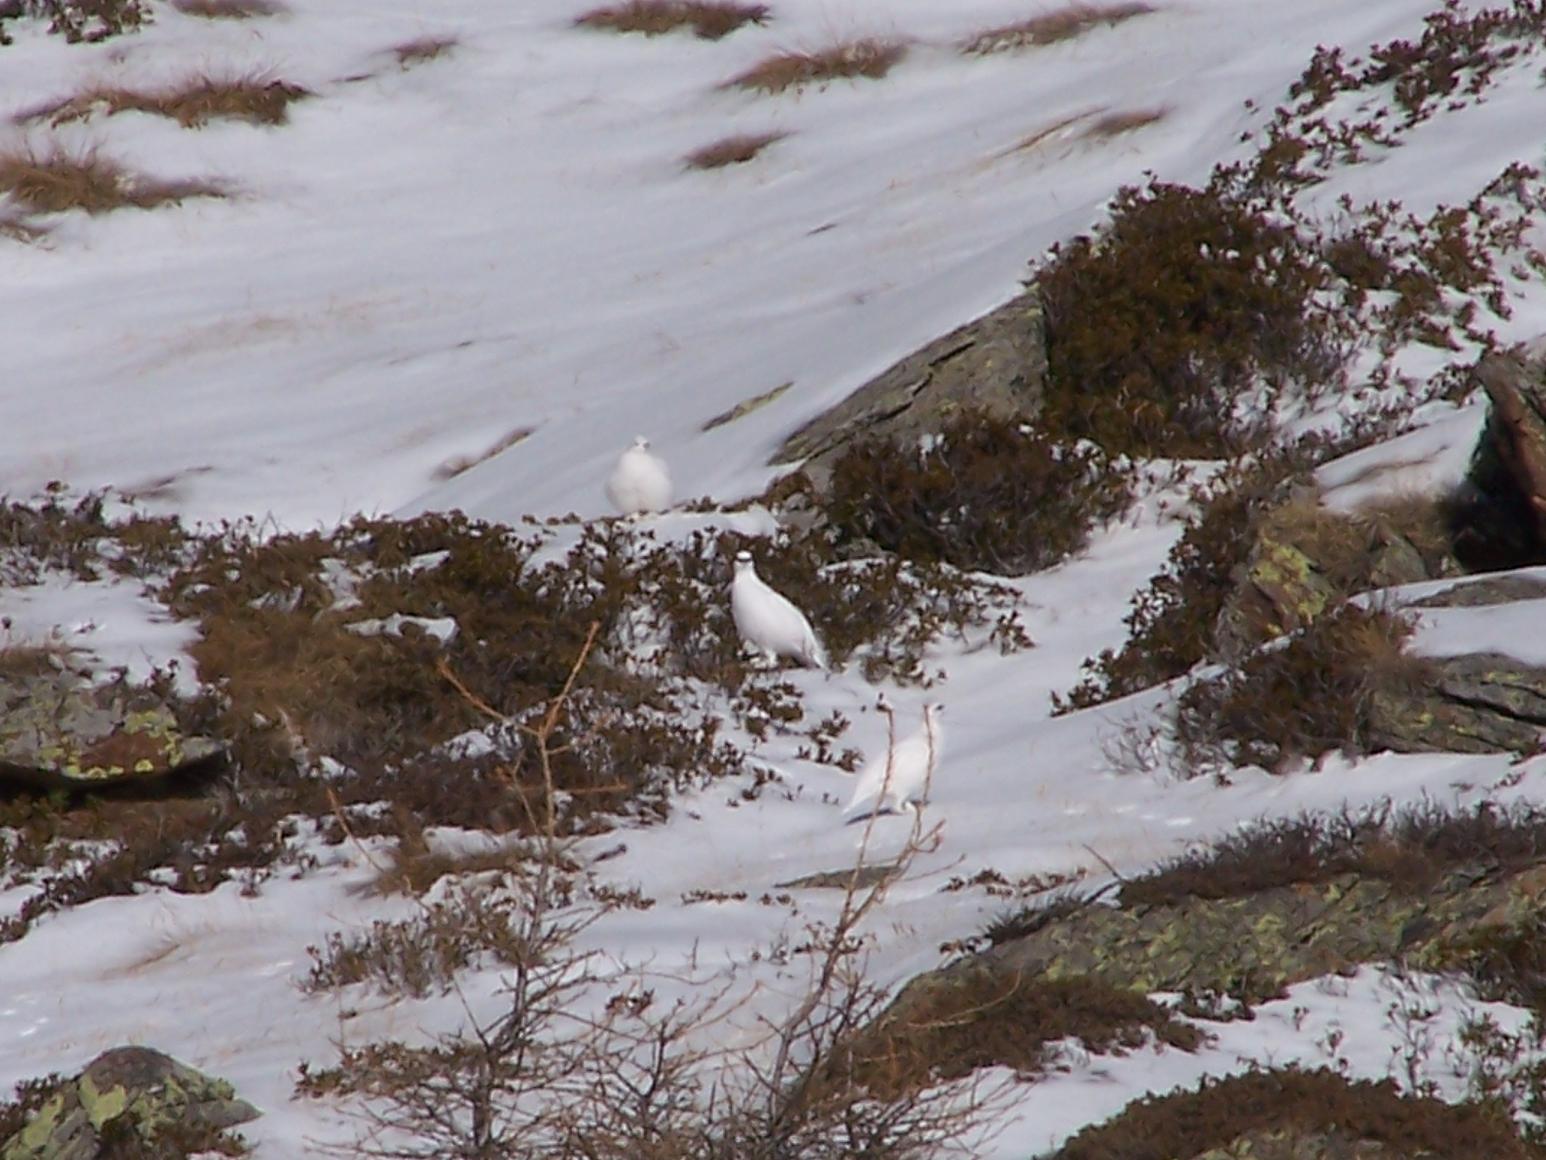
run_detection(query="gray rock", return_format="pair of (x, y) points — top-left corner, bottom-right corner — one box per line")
(1368, 653), (1546, 755)
(0, 651), (226, 793)
(771, 288), (1047, 472)
(2, 1046), (258, 1160)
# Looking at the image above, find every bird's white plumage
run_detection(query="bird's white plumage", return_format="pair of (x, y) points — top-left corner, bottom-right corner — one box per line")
(844, 704), (945, 818)
(730, 549), (828, 669)
(605, 435), (673, 515)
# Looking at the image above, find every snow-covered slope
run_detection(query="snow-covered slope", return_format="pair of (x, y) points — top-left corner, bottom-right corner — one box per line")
(6, 0), (1546, 1156)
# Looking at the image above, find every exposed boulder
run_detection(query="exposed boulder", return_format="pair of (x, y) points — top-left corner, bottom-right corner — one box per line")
(1367, 651), (1546, 755)
(1213, 492), (1461, 666)
(0, 651), (225, 794)
(1453, 351), (1546, 571)
(771, 288), (1047, 476)
(1, 1046), (258, 1160)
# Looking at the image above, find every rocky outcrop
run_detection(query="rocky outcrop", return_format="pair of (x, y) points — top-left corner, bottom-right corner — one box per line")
(771, 288), (1047, 474)
(2, 1046), (258, 1160)
(1367, 651), (1546, 755)
(0, 651), (225, 793)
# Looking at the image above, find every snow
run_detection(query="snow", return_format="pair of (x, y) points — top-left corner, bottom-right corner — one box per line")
(5, 0), (1546, 1154)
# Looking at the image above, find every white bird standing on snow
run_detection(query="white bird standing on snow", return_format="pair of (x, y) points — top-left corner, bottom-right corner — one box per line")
(845, 703), (945, 819)
(605, 436), (673, 515)
(730, 549), (829, 670)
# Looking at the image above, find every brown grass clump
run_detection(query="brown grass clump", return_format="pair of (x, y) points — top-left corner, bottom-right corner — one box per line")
(169, 0), (283, 17)
(684, 130), (786, 169)
(1051, 1066), (1541, 1160)
(1121, 801), (1546, 908)
(962, 2), (1154, 54)
(726, 38), (905, 93)
(822, 970), (1201, 1102)
(23, 76), (309, 129)
(575, 0), (768, 40)
(0, 147), (225, 215)
(1081, 106), (1166, 138)
(823, 410), (1133, 576)
(1173, 602), (1426, 774)
(392, 35), (457, 67)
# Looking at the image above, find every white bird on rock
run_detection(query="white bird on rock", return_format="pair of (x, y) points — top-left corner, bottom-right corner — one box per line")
(730, 549), (828, 670)
(844, 703), (945, 819)
(605, 435), (673, 515)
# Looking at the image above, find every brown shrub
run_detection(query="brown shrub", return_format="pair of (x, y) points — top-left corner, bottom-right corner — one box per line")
(576, 0), (768, 40)
(392, 35), (457, 67)
(962, 2), (1154, 54)
(169, 0), (282, 16)
(1120, 801), (1546, 908)
(22, 76), (310, 128)
(1051, 1065), (1540, 1160)
(823, 411), (1133, 576)
(684, 130), (786, 169)
(823, 970), (1201, 1101)
(726, 38), (906, 93)
(1037, 179), (1347, 458)
(7, 0), (148, 42)
(1173, 602), (1426, 774)
(0, 147), (225, 214)
(1057, 421), (1424, 712)
(1081, 106), (1166, 139)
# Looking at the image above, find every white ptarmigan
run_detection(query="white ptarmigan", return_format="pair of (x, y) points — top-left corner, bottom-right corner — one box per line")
(844, 703), (945, 819)
(605, 436), (673, 515)
(730, 549), (828, 670)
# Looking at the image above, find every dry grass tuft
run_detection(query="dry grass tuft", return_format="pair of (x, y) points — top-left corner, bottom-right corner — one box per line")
(392, 35), (457, 67)
(0, 146), (225, 215)
(963, 2), (1154, 54)
(684, 130), (786, 169)
(22, 75), (310, 129)
(576, 0), (768, 40)
(824, 969), (1202, 1102)
(1052, 1066), (1537, 1159)
(1082, 106), (1166, 138)
(726, 38), (906, 93)
(432, 425), (535, 481)
(170, 0), (284, 17)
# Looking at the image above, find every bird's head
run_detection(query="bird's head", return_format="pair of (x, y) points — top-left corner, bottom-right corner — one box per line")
(734, 549), (754, 571)
(631, 435), (651, 451)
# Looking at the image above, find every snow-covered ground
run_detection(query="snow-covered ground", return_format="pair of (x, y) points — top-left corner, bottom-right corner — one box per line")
(5, 0), (1546, 1154)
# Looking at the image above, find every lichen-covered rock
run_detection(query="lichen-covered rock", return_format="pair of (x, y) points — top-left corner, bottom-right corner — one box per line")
(1366, 653), (1546, 755)
(1, 1046), (258, 1159)
(771, 288), (1046, 474)
(980, 865), (1546, 1007)
(1214, 495), (1460, 665)
(0, 652), (225, 792)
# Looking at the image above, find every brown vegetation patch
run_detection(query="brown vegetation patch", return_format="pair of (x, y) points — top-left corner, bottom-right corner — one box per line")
(0, 147), (225, 215)
(834, 965), (1205, 1101)
(685, 130), (786, 169)
(1037, 179), (1346, 458)
(726, 38), (905, 93)
(1122, 802), (1546, 908)
(1051, 1066), (1539, 1159)
(305, 884), (535, 998)
(23, 76), (310, 129)
(575, 0), (768, 40)
(1174, 602), (1425, 774)
(1081, 106), (1166, 138)
(962, 2), (1154, 54)
(823, 410), (1133, 576)
(824, 969), (1201, 1101)
(392, 34), (457, 67)
(432, 424), (535, 481)
(1056, 428), (1432, 712)
(169, 0), (283, 17)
